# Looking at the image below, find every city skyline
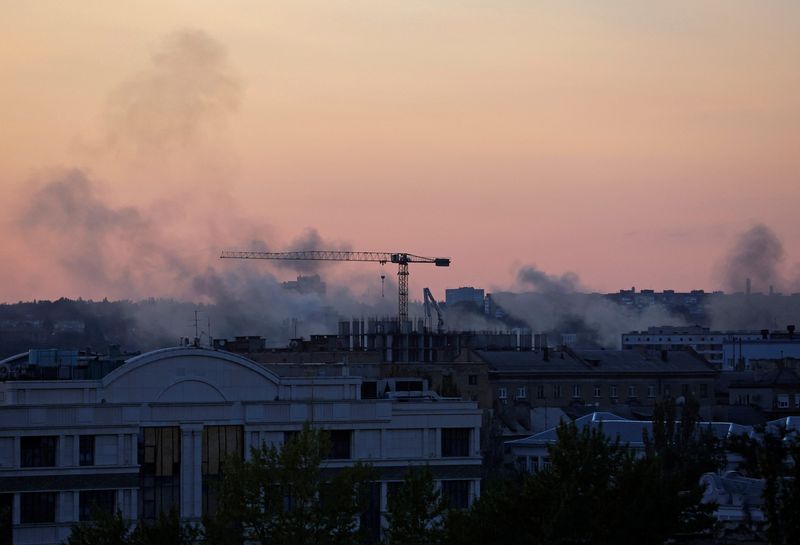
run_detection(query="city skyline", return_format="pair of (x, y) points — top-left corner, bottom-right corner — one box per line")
(1, 1), (799, 303)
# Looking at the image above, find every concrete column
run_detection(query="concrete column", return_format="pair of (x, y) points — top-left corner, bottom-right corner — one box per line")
(180, 424), (203, 520)
(193, 429), (202, 517)
(434, 428), (441, 458)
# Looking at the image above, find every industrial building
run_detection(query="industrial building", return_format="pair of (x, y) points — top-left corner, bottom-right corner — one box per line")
(0, 346), (482, 545)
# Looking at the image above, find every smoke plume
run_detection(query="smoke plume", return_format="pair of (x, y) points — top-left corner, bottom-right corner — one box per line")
(104, 28), (241, 155)
(718, 223), (785, 294)
(517, 266), (583, 293)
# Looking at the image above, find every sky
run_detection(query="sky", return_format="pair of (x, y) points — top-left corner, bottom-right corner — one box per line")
(1, 1), (799, 304)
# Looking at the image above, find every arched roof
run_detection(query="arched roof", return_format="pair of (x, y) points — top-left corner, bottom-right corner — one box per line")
(102, 346), (281, 388)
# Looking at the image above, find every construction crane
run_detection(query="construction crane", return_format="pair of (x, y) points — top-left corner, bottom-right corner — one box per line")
(423, 287), (445, 334)
(220, 250), (450, 324)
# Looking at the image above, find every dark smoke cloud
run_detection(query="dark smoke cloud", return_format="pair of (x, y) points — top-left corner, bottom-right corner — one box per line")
(517, 266), (582, 293)
(18, 169), (193, 296)
(14, 169), (397, 346)
(707, 223), (800, 330)
(271, 228), (353, 274)
(718, 223), (785, 294)
(104, 29), (241, 155)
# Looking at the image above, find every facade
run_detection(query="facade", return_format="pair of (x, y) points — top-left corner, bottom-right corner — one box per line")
(727, 365), (800, 418)
(444, 287), (485, 311)
(623, 326), (800, 370)
(0, 347), (482, 545)
(480, 348), (718, 434)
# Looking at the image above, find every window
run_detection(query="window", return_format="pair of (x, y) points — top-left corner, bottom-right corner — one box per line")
(20, 492), (56, 524)
(441, 480), (470, 510)
(468, 375), (478, 386)
(778, 394), (790, 409)
(647, 385), (656, 398)
(361, 381), (377, 399)
(441, 428), (470, 457)
(516, 387), (527, 400)
(21, 436), (57, 468)
(0, 493), (11, 543)
(572, 385), (581, 398)
(79, 490), (116, 521)
(628, 386), (637, 398)
(497, 388), (507, 400)
(139, 427), (180, 522)
(328, 430), (352, 460)
(79, 435), (95, 466)
(553, 385), (563, 398)
(593, 386), (601, 398)
(795, 394), (800, 409)
(202, 426), (243, 515)
(700, 384), (709, 399)
(610, 385), (618, 398)
(386, 481), (404, 509)
(537, 385), (545, 399)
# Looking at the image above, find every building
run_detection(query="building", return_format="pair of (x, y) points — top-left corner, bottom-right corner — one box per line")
(721, 327), (800, 370)
(0, 346), (482, 544)
(623, 326), (800, 370)
(444, 287), (484, 311)
(479, 348), (718, 435)
(506, 412), (750, 473)
(727, 363), (800, 418)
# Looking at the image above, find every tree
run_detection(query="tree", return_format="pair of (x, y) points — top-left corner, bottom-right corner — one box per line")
(383, 467), (446, 545)
(728, 426), (800, 545)
(65, 508), (198, 545)
(210, 423), (374, 545)
(445, 417), (717, 545)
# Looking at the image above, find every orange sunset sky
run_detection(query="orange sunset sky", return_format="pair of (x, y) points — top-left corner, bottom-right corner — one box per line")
(1, 1), (799, 303)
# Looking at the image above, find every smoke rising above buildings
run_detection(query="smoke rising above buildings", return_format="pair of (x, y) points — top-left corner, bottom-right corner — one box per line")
(517, 266), (583, 294)
(718, 224), (787, 294)
(104, 29), (241, 156)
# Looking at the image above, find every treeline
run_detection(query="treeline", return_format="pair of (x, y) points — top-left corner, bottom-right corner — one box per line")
(67, 399), (800, 545)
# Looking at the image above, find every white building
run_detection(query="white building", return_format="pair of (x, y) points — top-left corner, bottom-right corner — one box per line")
(622, 326), (772, 369)
(0, 347), (482, 545)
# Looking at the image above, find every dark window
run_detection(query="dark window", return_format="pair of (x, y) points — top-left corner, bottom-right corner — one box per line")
(700, 384), (708, 399)
(79, 435), (95, 466)
(328, 430), (352, 460)
(386, 481), (404, 508)
(20, 492), (56, 524)
(537, 385), (545, 399)
(468, 375), (478, 386)
(441, 428), (470, 457)
(202, 426), (243, 516)
(0, 494), (12, 545)
(21, 436), (57, 468)
(553, 385), (563, 398)
(139, 427), (180, 522)
(361, 381), (378, 399)
(395, 380), (423, 392)
(441, 480), (470, 509)
(79, 490), (116, 521)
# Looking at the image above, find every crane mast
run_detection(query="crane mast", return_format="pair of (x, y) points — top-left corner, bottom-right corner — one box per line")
(220, 250), (450, 324)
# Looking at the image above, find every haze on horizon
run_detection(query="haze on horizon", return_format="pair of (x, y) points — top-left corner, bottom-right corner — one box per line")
(1, 1), (799, 305)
